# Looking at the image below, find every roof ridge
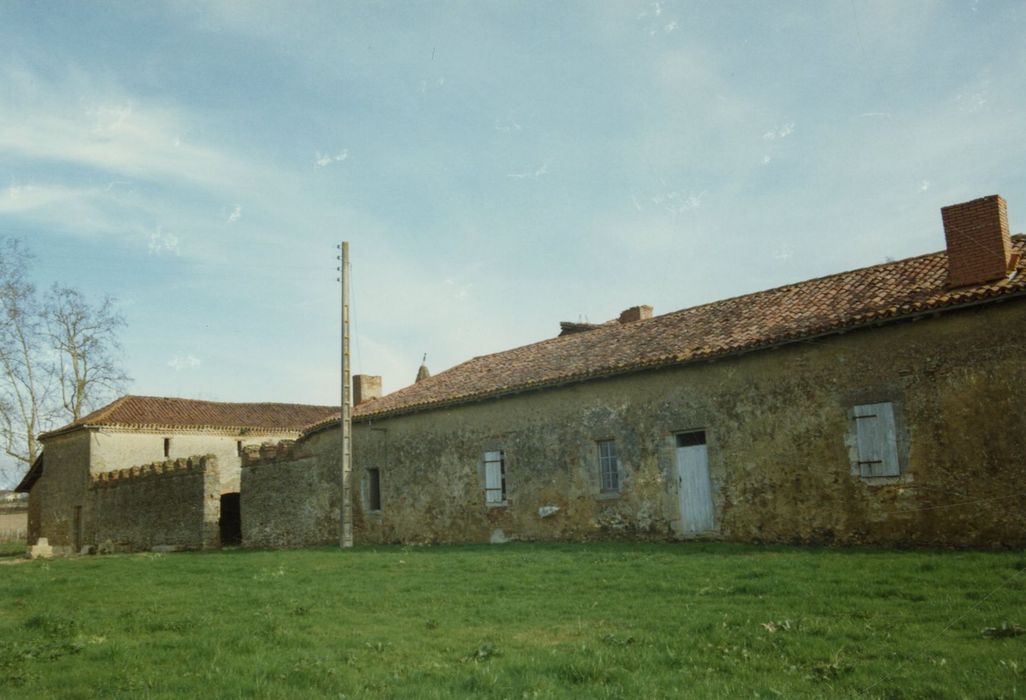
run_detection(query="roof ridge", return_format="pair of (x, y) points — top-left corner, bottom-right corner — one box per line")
(416, 247), (955, 373)
(117, 394), (336, 409)
(354, 236), (1026, 420)
(657, 247), (949, 323)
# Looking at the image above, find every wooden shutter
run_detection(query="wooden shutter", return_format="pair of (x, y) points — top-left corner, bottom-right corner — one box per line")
(853, 402), (899, 477)
(484, 451), (505, 503)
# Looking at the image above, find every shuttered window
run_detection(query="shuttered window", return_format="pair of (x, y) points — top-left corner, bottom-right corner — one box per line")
(484, 450), (506, 504)
(853, 402), (900, 477)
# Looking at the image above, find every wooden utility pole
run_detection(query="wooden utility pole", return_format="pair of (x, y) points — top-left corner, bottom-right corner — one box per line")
(339, 241), (353, 548)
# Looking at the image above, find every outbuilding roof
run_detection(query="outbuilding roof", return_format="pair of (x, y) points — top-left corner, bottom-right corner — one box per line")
(39, 395), (338, 440)
(350, 234), (1026, 422)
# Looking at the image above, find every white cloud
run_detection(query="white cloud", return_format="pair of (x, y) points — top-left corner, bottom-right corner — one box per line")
(1, 183), (88, 213)
(0, 68), (252, 192)
(762, 122), (795, 140)
(494, 120), (523, 133)
(315, 149), (349, 167)
(507, 160), (550, 180)
(149, 228), (180, 255)
(919, 179), (930, 192)
(227, 205), (242, 223)
(168, 354), (201, 371)
(443, 277), (472, 299)
(650, 189), (706, 215)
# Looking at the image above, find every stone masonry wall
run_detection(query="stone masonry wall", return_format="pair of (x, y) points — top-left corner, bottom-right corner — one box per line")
(27, 431), (91, 552)
(87, 455), (220, 551)
(240, 439), (341, 548)
(343, 298), (1026, 548)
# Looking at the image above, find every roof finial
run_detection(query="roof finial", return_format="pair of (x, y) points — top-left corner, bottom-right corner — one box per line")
(416, 353), (431, 383)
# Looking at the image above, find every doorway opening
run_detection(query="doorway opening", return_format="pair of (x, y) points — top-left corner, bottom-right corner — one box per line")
(219, 493), (241, 546)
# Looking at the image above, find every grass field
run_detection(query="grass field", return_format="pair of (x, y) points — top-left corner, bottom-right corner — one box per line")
(1, 542), (1024, 698)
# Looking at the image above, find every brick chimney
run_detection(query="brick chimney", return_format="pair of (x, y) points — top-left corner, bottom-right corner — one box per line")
(941, 195), (1013, 288)
(618, 305), (653, 324)
(353, 375), (382, 405)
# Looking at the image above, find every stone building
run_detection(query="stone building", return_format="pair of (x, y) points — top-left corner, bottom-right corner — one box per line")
(16, 396), (336, 553)
(17, 195), (1026, 551)
(242, 195), (1026, 548)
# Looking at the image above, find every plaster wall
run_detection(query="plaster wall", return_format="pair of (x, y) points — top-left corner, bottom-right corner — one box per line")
(90, 429), (299, 494)
(339, 299), (1026, 547)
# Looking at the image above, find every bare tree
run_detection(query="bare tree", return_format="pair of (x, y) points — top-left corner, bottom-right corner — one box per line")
(45, 285), (129, 422)
(0, 237), (130, 487)
(0, 239), (52, 481)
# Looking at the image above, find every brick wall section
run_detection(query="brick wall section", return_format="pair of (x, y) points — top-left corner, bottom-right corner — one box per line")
(942, 194), (1012, 288)
(87, 455), (220, 551)
(240, 439), (342, 548)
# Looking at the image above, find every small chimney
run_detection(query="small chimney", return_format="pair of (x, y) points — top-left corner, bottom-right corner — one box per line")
(618, 305), (653, 324)
(941, 195), (1013, 288)
(353, 375), (382, 405)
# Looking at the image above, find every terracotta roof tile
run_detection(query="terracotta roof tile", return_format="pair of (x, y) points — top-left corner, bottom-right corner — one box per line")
(41, 395), (338, 439)
(353, 236), (1026, 421)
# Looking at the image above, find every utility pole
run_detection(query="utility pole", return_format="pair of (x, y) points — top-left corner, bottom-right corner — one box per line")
(339, 242), (353, 548)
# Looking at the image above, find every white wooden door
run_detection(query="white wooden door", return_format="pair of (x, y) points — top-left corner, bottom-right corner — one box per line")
(676, 441), (715, 533)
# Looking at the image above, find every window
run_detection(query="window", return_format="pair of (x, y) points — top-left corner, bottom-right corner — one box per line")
(852, 402), (899, 477)
(236, 440), (243, 457)
(366, 468), (381, 511)
(598, 440), (619, 492)
(676, 431), (706, 448)
(163, 437), (171, 458)
(484, 450), (506, 504)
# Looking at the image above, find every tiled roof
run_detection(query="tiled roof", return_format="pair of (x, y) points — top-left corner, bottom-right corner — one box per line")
(352, 235), (1026, 422)
(40, 395), (339, 439)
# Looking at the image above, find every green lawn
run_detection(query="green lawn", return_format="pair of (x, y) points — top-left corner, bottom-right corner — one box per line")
(1, 543), (1024, 698)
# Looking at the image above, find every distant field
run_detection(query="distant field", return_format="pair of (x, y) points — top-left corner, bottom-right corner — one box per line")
(1, 543), (1024, 698)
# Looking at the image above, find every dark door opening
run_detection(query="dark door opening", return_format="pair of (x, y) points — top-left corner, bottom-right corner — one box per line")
(219, 493), (241, 546)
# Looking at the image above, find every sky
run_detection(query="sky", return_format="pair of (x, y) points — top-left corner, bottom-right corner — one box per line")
(1, 1), (1025, 438)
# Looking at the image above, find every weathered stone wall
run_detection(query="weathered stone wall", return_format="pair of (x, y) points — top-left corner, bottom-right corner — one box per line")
(337, 299), (1026, 547)
(27, 431), (91, 552)
(87, 455), (220, 551)
(240, 438), (342, 548)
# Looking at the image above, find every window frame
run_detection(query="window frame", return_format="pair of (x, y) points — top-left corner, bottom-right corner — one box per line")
(597, 439), (620, 493)
(483, 450), (507, 506)
(366, 467), (382, 512)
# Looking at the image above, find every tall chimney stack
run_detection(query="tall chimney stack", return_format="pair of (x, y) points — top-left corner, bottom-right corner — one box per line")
(941, 195), (1013, 288)
(353, 375), (382, 405)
